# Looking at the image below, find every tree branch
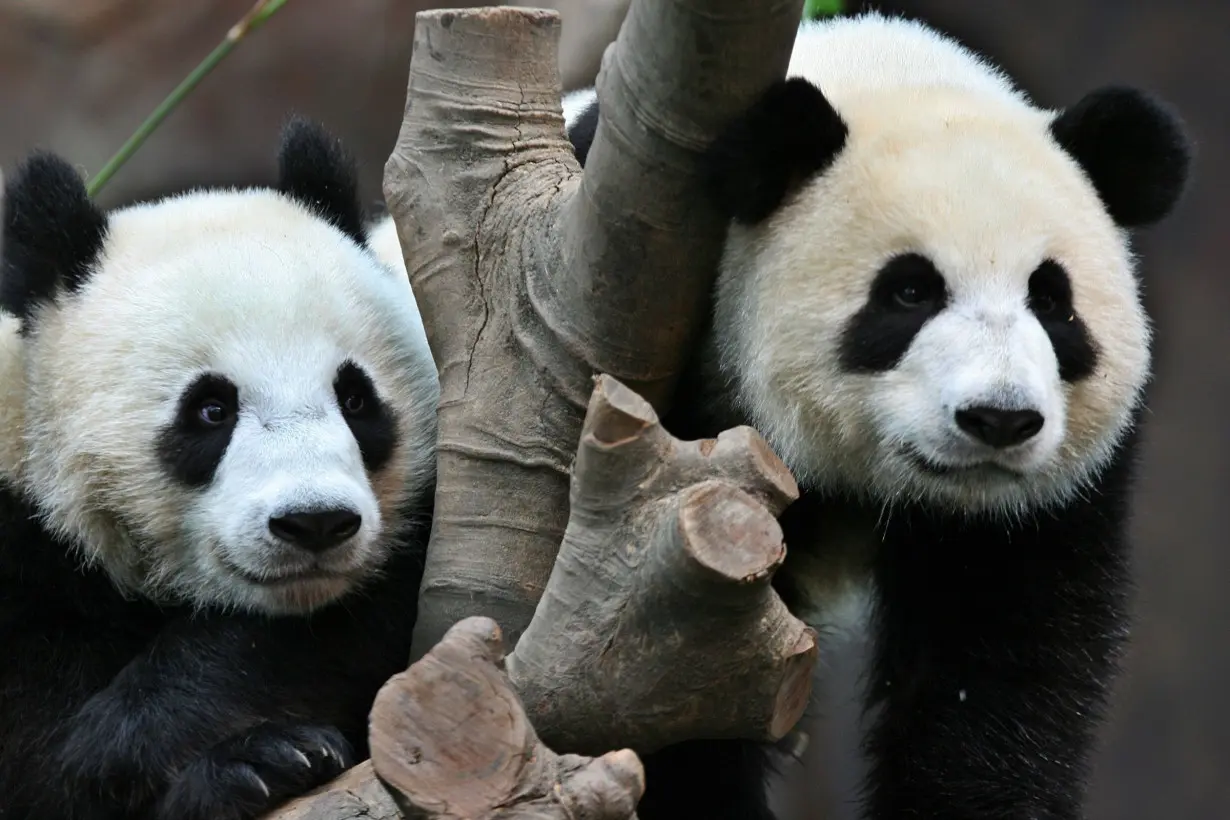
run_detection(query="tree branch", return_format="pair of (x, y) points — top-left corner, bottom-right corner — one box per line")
(385, 0), (805, 659)
(261, 762), (400, 820)
(263, 377), (816, 819)
(554, 0), (807, 401)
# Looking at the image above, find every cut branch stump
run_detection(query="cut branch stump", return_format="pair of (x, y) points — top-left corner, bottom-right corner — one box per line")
(507, 375), (815, 754)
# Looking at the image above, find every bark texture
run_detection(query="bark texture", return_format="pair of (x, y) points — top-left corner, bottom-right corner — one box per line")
(262, 763), (401, 820)
(383, 0), (805, 658)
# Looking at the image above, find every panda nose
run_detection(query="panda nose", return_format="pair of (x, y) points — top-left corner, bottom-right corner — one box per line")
(268, 509), (362, 553)
(954, 406), (1045, 449)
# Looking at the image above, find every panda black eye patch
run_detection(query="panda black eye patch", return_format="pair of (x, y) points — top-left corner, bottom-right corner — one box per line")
(838, 253), (949, 373)
(1028, 259), (1100, 382)
(334, 361), (398, 473)
(156, 373), (240, 488)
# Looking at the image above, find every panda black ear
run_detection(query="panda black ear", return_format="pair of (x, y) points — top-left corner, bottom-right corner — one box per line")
(1050, 86), (1192, 228)
(276, 116), (367, 246)
(701, 78), (849, 225)
(1, 152), (109, 324)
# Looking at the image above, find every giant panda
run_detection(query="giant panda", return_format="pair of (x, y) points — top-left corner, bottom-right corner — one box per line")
(0, 120), (438, 820)
(563, 12), (1192, 820)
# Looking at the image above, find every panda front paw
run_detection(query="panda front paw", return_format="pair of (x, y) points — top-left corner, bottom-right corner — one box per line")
(155, 722), (353, 820)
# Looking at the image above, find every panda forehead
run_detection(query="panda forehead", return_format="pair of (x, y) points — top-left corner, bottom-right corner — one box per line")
(88, 195), (402, 329)
(176, 335), (359, 396)
(31, 192), (426, 403)
(757, 96), (1132, 304)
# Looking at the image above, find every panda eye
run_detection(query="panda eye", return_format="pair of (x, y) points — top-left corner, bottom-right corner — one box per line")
(892, 284), (930, 308)
(341, 392), (366, 416)
(1028, 260), (1074, 320)
(196, 399), (232, 427)
(334, 361), (383, 423)
(890, 278), (944, 310)
(873, 254), (947, 312)
(1029, 292), (1058, 315)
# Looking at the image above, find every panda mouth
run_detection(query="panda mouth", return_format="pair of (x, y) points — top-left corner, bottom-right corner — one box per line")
(244, 569), (349, 586)
(901, 446), (1023, 479)
(219, 556), (356, 588)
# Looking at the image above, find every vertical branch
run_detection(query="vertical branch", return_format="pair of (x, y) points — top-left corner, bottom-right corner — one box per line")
(385, 8), (580, 659)
(552, 0), (806, 406)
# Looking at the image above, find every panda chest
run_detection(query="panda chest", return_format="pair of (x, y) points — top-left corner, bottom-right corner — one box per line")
(773, 499), (878, 643)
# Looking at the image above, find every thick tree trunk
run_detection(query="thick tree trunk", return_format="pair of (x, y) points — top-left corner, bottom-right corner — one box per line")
(384, 0), (804, 662)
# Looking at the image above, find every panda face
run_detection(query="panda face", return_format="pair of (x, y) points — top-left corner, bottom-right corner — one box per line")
(13, 190), (437, 614)
(711, 83), (1166, 518)
(2, 122), (438, 614)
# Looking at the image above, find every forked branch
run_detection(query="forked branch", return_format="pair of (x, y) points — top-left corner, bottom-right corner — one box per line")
(507, 376), (815, 754)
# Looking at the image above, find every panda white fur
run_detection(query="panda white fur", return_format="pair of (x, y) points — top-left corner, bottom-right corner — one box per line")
(565, 12), (1191, 820)
(0, 120), (438, 820)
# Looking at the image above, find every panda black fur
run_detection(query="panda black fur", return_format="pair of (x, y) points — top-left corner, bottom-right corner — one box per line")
(564, 12), (1191, 820)
(0, 120), (437, 820)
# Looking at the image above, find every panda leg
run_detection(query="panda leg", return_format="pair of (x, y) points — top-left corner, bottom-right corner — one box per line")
(859, 449), (1136, 818)
(47, 613), (377, 819)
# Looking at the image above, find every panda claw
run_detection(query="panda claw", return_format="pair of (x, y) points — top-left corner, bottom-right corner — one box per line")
(155, 722), (352, 820)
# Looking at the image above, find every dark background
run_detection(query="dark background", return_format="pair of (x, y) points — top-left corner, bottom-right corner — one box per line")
(1, 1), (1224, 817)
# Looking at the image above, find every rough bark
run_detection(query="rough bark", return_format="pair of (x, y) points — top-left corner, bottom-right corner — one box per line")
(384, 0), (806, 658)
(261, 763), (400, 820)
(268, 617), (645, 820)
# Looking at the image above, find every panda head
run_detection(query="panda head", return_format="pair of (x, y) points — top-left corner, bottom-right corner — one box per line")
(703, 77), (1191, 518)
(1, 119), (439, 614)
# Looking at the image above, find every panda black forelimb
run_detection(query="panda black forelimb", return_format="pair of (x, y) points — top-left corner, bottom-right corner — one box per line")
(858, 431), (1138, 819)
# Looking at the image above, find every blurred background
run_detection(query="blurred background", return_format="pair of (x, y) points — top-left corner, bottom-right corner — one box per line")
(1, 0), (1223, 817)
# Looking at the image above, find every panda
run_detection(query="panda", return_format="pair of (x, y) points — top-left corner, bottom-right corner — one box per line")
(563, 11), (1191, 820)
(0, 119), (438, 820)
